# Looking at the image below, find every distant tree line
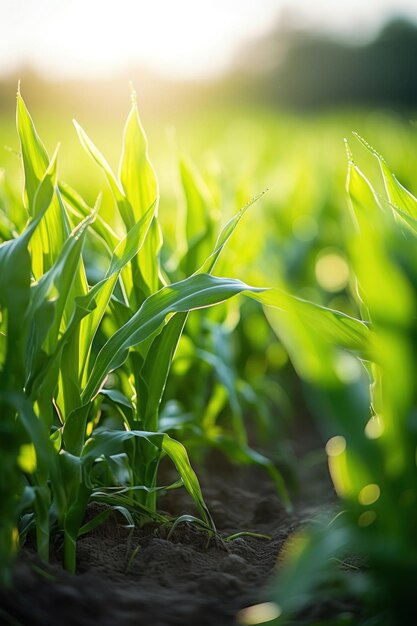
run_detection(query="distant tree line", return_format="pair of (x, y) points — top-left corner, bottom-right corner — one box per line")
(241, 18), (417, 110)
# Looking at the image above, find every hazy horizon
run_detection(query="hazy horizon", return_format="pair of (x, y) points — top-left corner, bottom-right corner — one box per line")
(1, 0), (417, 82)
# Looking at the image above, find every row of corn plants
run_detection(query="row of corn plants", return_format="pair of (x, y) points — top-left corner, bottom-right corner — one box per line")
(0, 89), (370, 586)
(237, 136), (417, 625)
(0, 88), (258, 581)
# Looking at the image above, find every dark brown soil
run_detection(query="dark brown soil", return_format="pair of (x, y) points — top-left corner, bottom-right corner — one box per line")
(0, 452), (334, 626)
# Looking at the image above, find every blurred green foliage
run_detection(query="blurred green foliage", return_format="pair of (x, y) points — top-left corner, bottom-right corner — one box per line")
(258, 135), (417, 625)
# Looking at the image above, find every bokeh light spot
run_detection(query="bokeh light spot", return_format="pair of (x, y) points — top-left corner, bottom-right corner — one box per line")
(315, 250), (350, 292)
(358, 483), (380, 506)
(326, 435), (346, 457)
(237, 602), (282, 625)
(365, 415), (384, 439)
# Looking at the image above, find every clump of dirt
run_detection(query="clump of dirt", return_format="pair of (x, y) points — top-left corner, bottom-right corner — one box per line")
(0, 453), (334, 626)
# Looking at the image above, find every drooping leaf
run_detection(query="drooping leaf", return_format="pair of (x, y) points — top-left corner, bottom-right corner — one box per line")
(81, 429), (213, 527)
(82, 274), (265, 404)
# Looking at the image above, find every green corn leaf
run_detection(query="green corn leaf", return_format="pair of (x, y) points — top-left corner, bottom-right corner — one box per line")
(347, 151), (415, 327)
(73, 120), (134, 230)
(30, 193), (155, 414)
(78, 201), (157, 383)
(25, 209), (94, 424)
(99, 388), (134, 427)
(347, 144), (416, 477)
(91, 491), (167, 523)
(25, 286), (98, 412)
(178, 156), (214, 274)
(137, 312), (188, 431)
(270, 518), (351, 619)
(81, 429), (213, 528)
(77, 505), (134, 537)
(119, 97), (158, 226)
(74, 110), (161, 302)
(119, 95), (161, 300)
(2, 392), (51, 480)
(99, 388), (133, 409)
(82, 429), (162, 460)
(107, 202), (156, 276)
(162, 435), (213, 527)
(73, 119), (134, 228)
(30, 211), (96, 349)
(17, 91), (70, 278)
(92, 479), (183, 498)
(84, 268), (368, 411)
(253, 288), (370, 355)
(16, 87), (49, 208)
(135, 216), (163, 299)
(262, 286), (370, 385)
(0, 151), (58, 390)
(59, 183), (118, 252)
(0, 235), (31, 389)
(82, 274), (265, 404)
(180, 157), (212, 246)
(58, 334), (85, 426)
(353, 132), (417, 220)
(78, 277), (119, 384)
(0, 207), (15, 242)
(62, 404), (91, 455)
(198, 190), (266, 274)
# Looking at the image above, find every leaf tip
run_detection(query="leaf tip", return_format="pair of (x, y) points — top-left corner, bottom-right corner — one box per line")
(344, 138), (354, 165)
(129, 81), (137, 107)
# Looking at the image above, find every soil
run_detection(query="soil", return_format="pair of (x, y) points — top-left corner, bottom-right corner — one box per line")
(0, 445), (337, 626)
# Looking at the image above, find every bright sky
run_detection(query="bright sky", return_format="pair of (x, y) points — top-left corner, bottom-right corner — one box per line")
(1, 0), (417, 80)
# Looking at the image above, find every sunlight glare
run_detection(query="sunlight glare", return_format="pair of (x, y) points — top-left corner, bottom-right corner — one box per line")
(1, 0), (417, 79)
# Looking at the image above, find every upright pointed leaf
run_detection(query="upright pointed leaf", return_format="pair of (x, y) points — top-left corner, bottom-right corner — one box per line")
(354, 132), (417, 220)
(17, 92), (70, 278)
(73, 119), (134, 229)
(16, 88), (49, 209)
(119, 99), (158, 225)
